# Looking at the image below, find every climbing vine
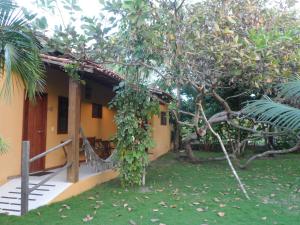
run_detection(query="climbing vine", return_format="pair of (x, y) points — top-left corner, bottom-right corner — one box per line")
(64, 63), (83, 83)
(110, 81), (159, 187)
(0, 136), (8, 154)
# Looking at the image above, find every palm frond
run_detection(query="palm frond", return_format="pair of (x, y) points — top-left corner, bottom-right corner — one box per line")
(243, 98), (300, 131)
(278, 76), (300, 100)
(0, 0), (45, 100)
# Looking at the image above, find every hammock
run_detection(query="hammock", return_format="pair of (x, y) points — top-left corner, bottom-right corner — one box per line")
(80, 128), (118, 172)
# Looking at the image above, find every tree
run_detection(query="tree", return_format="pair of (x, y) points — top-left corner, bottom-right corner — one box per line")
(28, 0), (299, 194)
(0, 0), (45, 100)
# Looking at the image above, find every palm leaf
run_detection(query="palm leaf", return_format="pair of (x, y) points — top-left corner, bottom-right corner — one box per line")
(278, 76), (300, 100)
(0, 0), (45, 100)
(243, 97), (300, 131)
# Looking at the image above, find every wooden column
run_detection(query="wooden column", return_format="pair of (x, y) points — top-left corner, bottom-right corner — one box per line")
(21, 141), (30, 215)
(67, 79), (81, 183)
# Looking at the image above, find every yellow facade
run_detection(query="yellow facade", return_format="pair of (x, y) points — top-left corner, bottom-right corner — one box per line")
(150, 104), (172, 160)
(0, 69), (172, 187)
(0, 77), (25, 184)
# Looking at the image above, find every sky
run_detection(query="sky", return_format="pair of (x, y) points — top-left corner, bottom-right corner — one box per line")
(16, 0), (300, 35)
(16, 0), (102, 34)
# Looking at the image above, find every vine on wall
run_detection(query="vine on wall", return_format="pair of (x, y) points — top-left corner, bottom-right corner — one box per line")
(110, 81), (159, 187)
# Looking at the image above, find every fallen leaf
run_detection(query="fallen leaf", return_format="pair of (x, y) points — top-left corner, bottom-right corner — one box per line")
(214, 198), (220, 202)
(217, 212), (225, 217)
(62, 204), (71, 210)
(151, 218), (159, 223)
(129, 219), (137, 225)
(83, 214), (93, 222)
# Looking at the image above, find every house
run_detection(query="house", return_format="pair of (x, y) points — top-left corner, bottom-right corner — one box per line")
(0, 54), (173, 215)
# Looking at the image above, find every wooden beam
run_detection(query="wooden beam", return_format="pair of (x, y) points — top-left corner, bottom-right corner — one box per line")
(67, 79), (81, 183)
(21, 141), (30, 215)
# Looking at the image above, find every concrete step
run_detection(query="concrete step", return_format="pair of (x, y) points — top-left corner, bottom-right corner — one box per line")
(0, 176), (71, 216)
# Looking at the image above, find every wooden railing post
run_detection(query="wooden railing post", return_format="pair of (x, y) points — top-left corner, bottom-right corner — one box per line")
(21, 141), (30, 215)
(67, 78), (81, 183)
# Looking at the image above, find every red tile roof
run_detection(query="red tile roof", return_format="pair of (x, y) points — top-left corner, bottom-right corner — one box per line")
(40, 54), (123, 81)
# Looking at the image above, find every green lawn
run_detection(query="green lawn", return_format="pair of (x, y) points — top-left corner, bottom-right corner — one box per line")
(1, 152), (299, 225)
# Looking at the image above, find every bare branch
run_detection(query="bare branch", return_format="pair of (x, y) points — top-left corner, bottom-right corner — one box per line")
(179, 110), (195, 117)
(171, 110), (195, 127)
(239, 142), (300, 169)
(199, 102), (250, 200)
(225, 92), (248, 101)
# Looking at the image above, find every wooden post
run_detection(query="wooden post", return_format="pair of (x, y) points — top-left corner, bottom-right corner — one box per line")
(21, 141), (30, 215)
(67, 78), (81, 183)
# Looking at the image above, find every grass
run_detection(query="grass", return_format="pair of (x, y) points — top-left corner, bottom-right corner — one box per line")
(0, 152), (300, 225)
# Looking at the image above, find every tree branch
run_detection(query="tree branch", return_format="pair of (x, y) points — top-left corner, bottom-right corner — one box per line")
(239, 142), (300, 169)
(199, 102), (250, 200)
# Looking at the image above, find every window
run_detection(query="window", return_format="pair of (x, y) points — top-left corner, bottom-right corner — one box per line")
(57, 96), (68, 134)
(92, 103), (102, 118)
(160, 111), (167, 126)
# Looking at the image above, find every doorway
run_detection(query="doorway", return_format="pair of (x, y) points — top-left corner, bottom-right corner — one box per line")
(23, 94), (48, 172)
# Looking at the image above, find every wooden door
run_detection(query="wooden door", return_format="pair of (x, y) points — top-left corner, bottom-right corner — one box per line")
(23, 94), (48, 172)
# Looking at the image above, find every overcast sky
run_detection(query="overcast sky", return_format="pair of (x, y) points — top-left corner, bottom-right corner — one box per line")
(16, 0), (299, 35)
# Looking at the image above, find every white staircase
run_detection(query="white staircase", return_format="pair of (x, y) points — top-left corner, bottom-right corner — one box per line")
(0, 175), (71, 216)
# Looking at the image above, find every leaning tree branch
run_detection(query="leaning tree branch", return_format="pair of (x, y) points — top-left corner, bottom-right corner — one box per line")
(171, 110), (195, 127)
(228, 120), (287, 136)
(239, 142), (300, 169)
(179, 110), (196, 117)
(199, 103), (250, 200)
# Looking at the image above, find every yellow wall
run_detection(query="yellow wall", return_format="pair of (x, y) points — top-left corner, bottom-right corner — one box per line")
(80, 104), (117, 140)
(149, 104), (172, 160)
(44, 68), (69, 169)
(0, 77), (25, 184)
(45, 69), (117, 169)
(0, 68), (172, 186)
(51, 169), (119, 203)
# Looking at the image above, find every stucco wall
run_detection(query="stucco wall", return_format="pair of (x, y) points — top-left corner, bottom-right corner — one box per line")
(80, 104), (116, 140)
(149, 104), (172, 160)
(44, 68), (69, 169)
(0, 77), (25, 184)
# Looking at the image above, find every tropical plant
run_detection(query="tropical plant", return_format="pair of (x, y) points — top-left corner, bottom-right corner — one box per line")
(243, 78), (300, 132)
(110, 81), (159, 187)
(0, 0), (45, 100)
(239, 77), (300, 168)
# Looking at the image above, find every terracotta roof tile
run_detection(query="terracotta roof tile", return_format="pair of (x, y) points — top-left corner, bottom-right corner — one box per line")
(40, 54), (123, 81)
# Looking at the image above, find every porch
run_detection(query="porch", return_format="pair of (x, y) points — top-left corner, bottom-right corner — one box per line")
(0, 54), (122, 216)
(0, 163), (117, 216)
